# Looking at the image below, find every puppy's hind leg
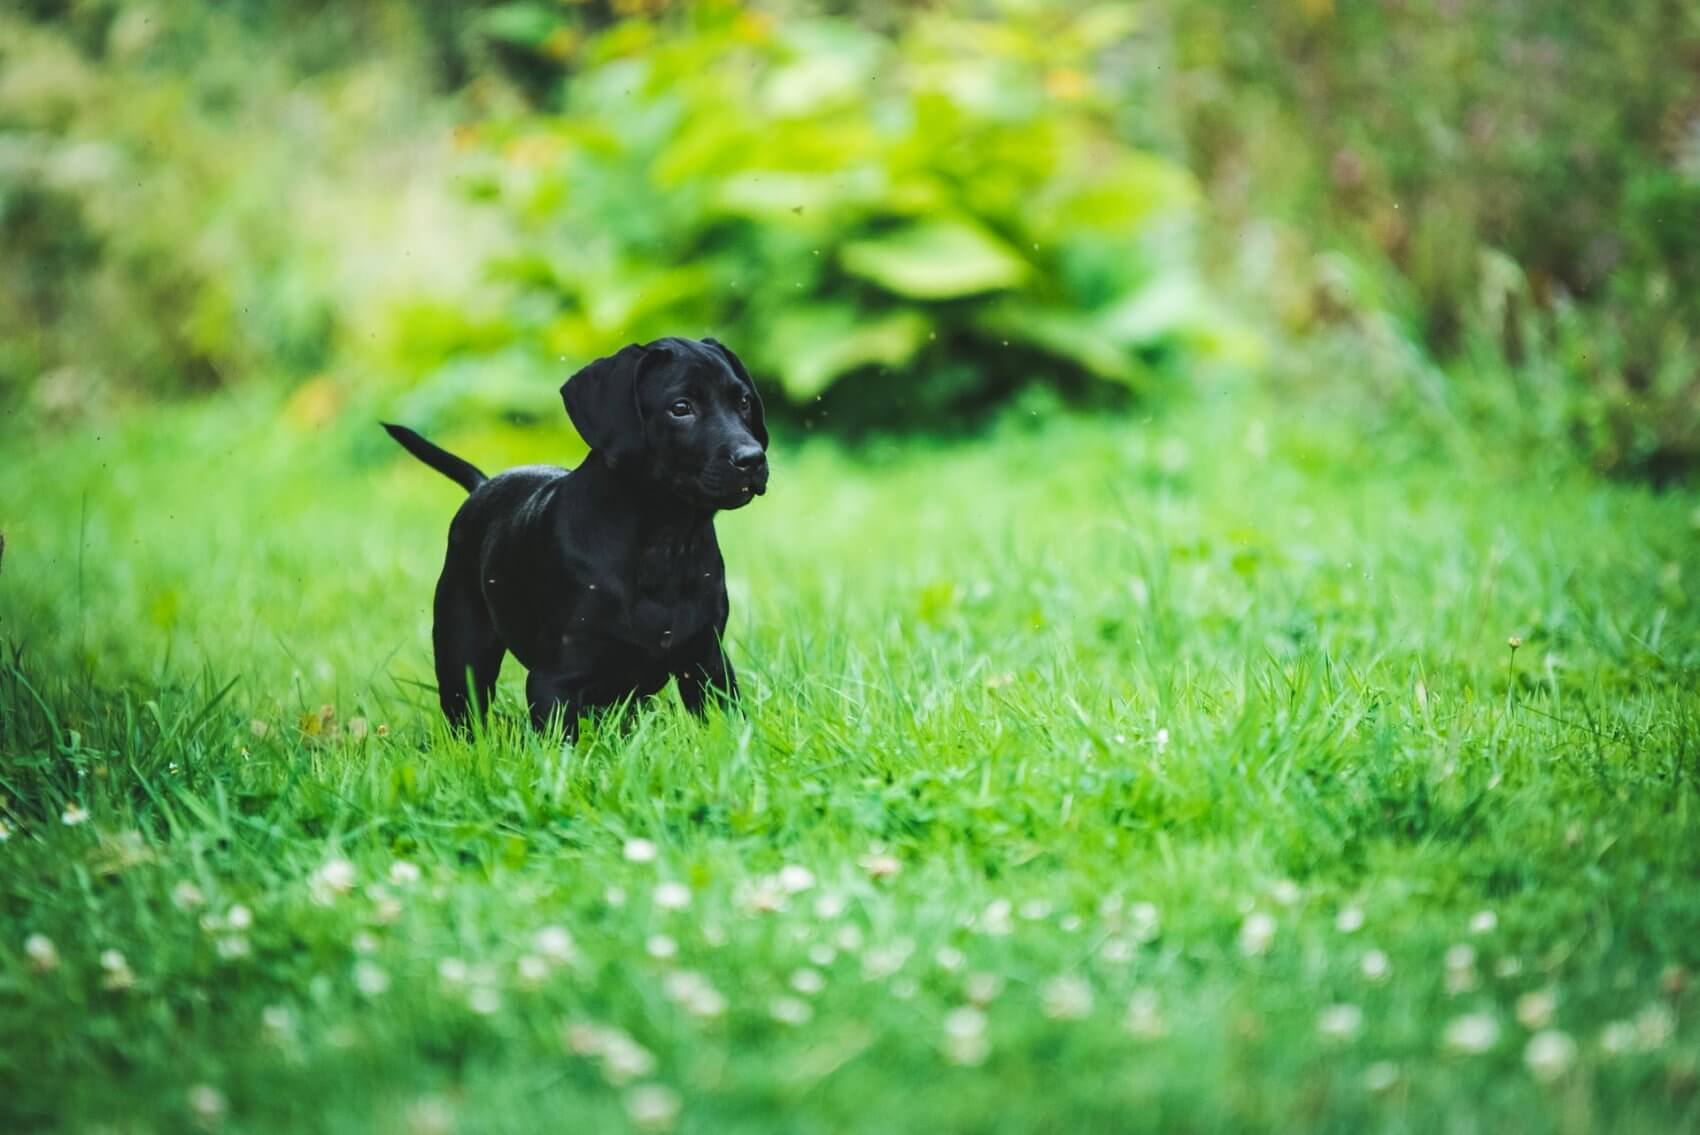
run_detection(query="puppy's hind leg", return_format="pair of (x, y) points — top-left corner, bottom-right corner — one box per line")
(524, 670), (585, 741)
(432, 559), (504, 730)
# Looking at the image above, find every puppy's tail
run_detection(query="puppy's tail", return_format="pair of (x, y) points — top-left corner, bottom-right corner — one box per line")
(381, 423), (487, 493)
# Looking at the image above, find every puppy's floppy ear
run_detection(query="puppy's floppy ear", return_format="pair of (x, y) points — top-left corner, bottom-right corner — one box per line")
(562, 343), (650, 467)
(703, 338), (767, 449)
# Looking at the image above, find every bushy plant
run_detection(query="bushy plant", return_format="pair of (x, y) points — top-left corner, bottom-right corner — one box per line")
(426, 4), (1244, 431)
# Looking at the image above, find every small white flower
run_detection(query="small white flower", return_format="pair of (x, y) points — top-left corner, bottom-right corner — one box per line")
(605, 885), (627, 908)
(599, 1033), (656, 1084)
(1318, 1003), (1364, 1042)
(1495, 956), (1524, 979)
(965, 972), (1004, 1005)
(187, 1084), (227, 1128)
(813, 892), (848, 920)
(624, 838), (658, 864)
(172, 881), (206, 910)
(808, 943), (836, 967)
(736, 877), (787, 914)
(1019, 898), (1052, 921)
(624, 1084), (681, 1132)
(61, 804), (90, 827)
(467, 986), (501, 1016)
(1443, 1012), (1500, 1055)
(389, 861), (421, 886)
(1525, 1030), (1577, 1082)
(790, 968), (825, 996)
(250, 719), (270, 738)
(943, 1006), (989, 1066)
(859, 851), (900, 880)
(935, 946), (965, 971)
(310, 859), (356, 905)
(353, 960), (389, 996)
(1040, 975), (1092, 1020)
(0, 821), (10, 842)
(1124, 989), (1166, 1039)
(979, 899), (1014, 937)
(1239, 912), (1276, 957)
(1335, 906), (1365, 933)
(646, 934), (677, 960)
(769, 996), (812, 1025)
(261, 1005), (294, 1037)
(1363, 1062), (1400, 1094)
(352, 931), (379, 955)
(226, 905), (253, 931)
(25, 933), (59, 973)
(1444, 944), (1478, 994)
(100, 948), (134, 990)
(515, 954), (549, 987)
(860, 940), (913, 981)
(653, 881), (692, 911)
(368, 887), (402, 925)
(215, 935), (251, 960)
(1634, 1003), (1674, 1050)
(778, 865), (816, 894)
(833, 925), (864, 954)
(1154, 727), (1170, 750)
(1361, 949), (1392, 983)
(1600, 1020), (1637, 1055)
(535, 926), (574, 963)
(1270, 879), (1302, 907)
(1515, 989), (1557, 1030)
(1101, 937), (1135, 964)
(1127, 901), (1160, 941)
(437, 957), (469, 985)
(1469, 910), (1499, 935)
(406, 1096), (456, 1135)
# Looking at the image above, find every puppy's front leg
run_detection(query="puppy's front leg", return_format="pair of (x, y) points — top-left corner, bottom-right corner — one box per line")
(525, 670), (583, 740)
(675, 636), (739, 717)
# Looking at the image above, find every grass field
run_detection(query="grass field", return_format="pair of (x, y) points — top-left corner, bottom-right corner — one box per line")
(3, 379), (1698, 1133)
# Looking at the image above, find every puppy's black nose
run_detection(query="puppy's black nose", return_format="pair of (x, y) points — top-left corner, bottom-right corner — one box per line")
(729, 444), (766, 471)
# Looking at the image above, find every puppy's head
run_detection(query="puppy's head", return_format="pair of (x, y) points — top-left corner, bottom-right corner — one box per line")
(562, 337), (769, 510)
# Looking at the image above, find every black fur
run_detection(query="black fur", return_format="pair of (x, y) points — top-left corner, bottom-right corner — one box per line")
(386, 337), (769, 736)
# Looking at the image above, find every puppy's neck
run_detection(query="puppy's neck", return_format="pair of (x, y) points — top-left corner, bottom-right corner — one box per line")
(572, 450), (717, 536)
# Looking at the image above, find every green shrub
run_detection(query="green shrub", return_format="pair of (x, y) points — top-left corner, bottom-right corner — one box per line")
(431, 5), (1246, 431)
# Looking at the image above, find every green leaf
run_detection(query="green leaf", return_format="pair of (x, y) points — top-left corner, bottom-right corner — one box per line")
(765, 305), (928, 399)
(975, 302), (1147, 387)
(480, 5), (562, 49)
(840, 220), (1029, 299)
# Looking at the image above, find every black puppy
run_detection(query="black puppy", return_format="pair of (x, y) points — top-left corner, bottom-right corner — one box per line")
(383, 337), (768, 735)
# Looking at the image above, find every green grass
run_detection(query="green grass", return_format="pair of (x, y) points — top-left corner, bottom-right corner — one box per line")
(2, 381), (1698, 1133)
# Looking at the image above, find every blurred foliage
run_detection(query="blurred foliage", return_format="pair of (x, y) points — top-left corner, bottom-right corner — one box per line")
(1173, 0), (1700, 481)
(3, 0), (1699, 476)
(400, 4), (1240, 433)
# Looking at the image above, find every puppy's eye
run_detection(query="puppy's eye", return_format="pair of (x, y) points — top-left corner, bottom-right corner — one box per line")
(669, 400), (694, 418)
(738, 394), (751, 413)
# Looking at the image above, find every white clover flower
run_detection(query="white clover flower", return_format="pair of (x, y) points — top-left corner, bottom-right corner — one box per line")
(599, 1032), (657, 1084)
(172, 881), (206, 910)
(790, 968), (825, 996)
(1101, 938), (1135, 964)
(778, 865), (816, 894)
(100, 948), (134, 990)
(1124, 989), (1166, 1039)
(1363, 1062), (1400, 1094)
(833, 925), (864, 954)
(1154, 727), (1171, 751)
(406, 1096), (456, 1135)
(1040, 975), (1092, 1020)
(1443, 1012), (1501, 1055)
(1361, 949), (1392, 984)
(1318, 1003), (1364, 1042)
(1494, 956), (1524, 979)
(353, 960), (389, 997)
(813, 892), (848, 920)
(516, 955), (549, 987)
(24, 933), (59, 973)
(215, 935), (251, 960)
(1335, 906), (1365, 934)
(859, 851), (900, 880)
(261, 1005), (294, 1038)
(736, 877), (787, 914)
(227, 905), (253, 931)
(646, 934), (677, 960)
(389, 861), (421, 886)
(860, 940), (913, 981)
(1525, 1030), (1577, 1082)
(769, 996), (812, 1025)
(807, 943), (836, 968)
(964, 972), (1004, 1005)
(1238, 912), (1276, 957)
(188, 1084), (227, 1128)
(352, 931), (379, 955)
(1019, 898), (1052, 922)
(438, 957), (469, 985)
(467, 986), (501, 1016)
(1515, 989), (1557, 1030)
(624, 1084), (681, 1132)
(653, 882), (692, 911)
(943, 1006), (989, 1066)
(1600, 1020), (1637, 1055)
(1469, 910), (1499, 935)
(534, 926), (574, 963)
(61, 804), (90, 827)
(1127, 901), (1160, 942)
(935, 946), (965, 972)
(1270, 880), (1302, 907)
(310, 859), (356, 905)
(979, 899), (1014, 937)
(1634, 1003), (1675, 1050)
(623, 838), (658, 864)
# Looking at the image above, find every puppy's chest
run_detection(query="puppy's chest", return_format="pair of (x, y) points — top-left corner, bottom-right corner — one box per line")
(579, 539), (722, 657)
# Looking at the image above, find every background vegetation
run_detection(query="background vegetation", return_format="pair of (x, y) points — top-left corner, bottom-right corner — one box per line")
(3, 2), (1698, 1132)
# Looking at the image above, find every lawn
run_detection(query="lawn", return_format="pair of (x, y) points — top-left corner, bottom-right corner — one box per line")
(2, 380), (1697, 1133)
